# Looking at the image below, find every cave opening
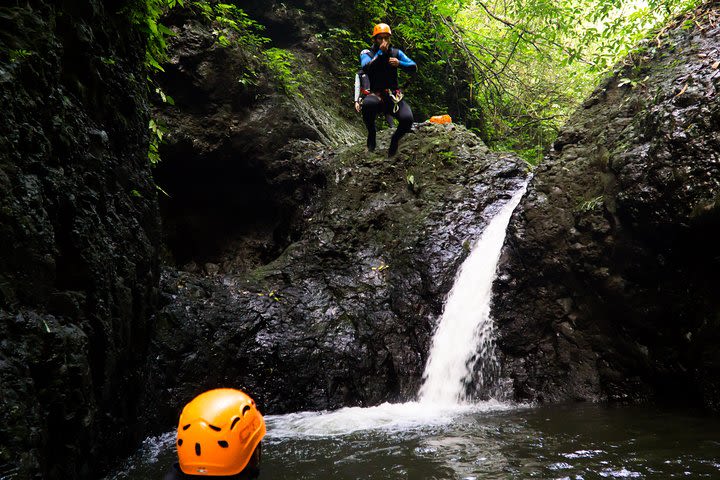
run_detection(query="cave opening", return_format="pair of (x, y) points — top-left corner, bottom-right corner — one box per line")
(154, 140), (301, 275)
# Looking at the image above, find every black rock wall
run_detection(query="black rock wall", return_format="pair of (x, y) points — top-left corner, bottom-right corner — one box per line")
(0, 2), (159, 478)
(493, 5), (720, 409)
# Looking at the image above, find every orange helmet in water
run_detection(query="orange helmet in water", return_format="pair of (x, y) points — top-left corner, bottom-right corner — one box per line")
(177, 388), (266, 476)
(372, 23), (392, 37)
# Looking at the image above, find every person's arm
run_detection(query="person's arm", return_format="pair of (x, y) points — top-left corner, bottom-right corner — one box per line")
(396, 49), (417, 73)
(354, 73), (361, 102)
(354, 73), (361, 112)
(361, 49), (387, 74)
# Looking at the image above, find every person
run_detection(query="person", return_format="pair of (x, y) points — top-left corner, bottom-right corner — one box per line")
(164, 388), (266, 479)
(359, 23), (417, 156)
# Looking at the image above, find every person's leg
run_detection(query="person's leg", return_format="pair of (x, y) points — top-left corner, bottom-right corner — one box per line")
(361, 95), (382, 152)
(388, 100), (414, 156)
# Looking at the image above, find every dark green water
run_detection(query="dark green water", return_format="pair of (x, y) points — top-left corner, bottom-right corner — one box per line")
(108, 402), (720, 479)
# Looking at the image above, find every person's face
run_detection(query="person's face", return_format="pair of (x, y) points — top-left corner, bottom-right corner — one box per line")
(374, 33), (390, 46)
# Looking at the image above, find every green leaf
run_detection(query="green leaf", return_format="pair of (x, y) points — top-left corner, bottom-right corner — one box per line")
(158, 24), (175, 36)
(156, 184), (171, 197)
(147, 56), (165, 72)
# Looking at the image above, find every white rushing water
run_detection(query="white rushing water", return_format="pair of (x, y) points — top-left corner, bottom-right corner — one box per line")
(266, 400), (516, 439)
(419, 185), (528, 404)
(267, 183), (529, 438)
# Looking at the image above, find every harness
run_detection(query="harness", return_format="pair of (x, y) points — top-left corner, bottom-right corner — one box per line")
(364, 89), (404, 113)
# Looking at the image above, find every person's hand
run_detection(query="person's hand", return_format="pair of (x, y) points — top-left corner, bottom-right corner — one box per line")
(355, 101), (361, 113)
(388, 57), (399, 68)
(379, 38), (389, 52)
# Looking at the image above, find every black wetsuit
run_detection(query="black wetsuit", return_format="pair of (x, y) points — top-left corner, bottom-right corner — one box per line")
(163, 463), (258, 480)
(360, 45), (417, 154)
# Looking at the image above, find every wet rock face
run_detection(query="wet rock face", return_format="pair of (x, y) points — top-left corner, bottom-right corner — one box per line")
(0, 2), (159, 478)
(152, 16), (362, 273)
(141, 125), (527, 427)
(493, 6), (720, 409)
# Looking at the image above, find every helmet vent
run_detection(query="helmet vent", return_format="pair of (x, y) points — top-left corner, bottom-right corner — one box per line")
(231, 417), (240, 429)
(178, 439), (183, 446)
(209, 424), (221, 431)
(182, 424), (191, 431)
(242, 405), (251, 416)
(195, 443), (201, 456)
(218, 440), (229, 448)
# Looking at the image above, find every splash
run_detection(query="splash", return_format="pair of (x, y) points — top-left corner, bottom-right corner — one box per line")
(265, 400), (515, 439)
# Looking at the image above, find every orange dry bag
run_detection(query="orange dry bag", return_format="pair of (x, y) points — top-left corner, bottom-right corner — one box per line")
(429, 114), (452, 124)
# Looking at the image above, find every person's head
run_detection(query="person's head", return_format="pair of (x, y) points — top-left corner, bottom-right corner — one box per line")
(372, 23), (392, 45)
(176, 388), (266, 477)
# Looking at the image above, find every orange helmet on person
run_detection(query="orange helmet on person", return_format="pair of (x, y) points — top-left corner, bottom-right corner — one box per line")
(176, 388), (266, 476)
(372, 23), (392, 37)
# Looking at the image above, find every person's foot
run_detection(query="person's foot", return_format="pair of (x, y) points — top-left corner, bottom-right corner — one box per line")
(388, 136), (399, 156)
(367, 133), (376, 152)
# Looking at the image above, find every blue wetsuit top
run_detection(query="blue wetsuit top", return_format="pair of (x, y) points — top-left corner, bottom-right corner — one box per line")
(359, 46), (417, 92)
(360, 48), (417, 70)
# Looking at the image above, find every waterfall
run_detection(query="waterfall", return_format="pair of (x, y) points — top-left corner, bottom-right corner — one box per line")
(419, 184), (528, 404)
(109, 185), (530, 460)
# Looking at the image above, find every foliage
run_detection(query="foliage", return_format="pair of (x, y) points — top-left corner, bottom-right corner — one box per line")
(438, 150), (457, 166)
(315, 27), (368, 85)
(126, 0), (180, 73)
(192, 2), (269, 49)
(129, 0), (268, 73)
(340, 0), (701, 164)
(406, 172), (420, 193)
(447, 0), (702, 163)
(147, 118), (171, 197)
(129, 0), (268, 170)
(147, 118), (166, 167)
(576, 195), (604, 213)
(8, 49), (33, 63)
(130, 0), (707, 168)
(257, 289), (282, 302)
(263, 48), (306, 97)
(358, 0), (475, 122)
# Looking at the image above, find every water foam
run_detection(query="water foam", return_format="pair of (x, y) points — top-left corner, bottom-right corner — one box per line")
(266, 400), (515, 438)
